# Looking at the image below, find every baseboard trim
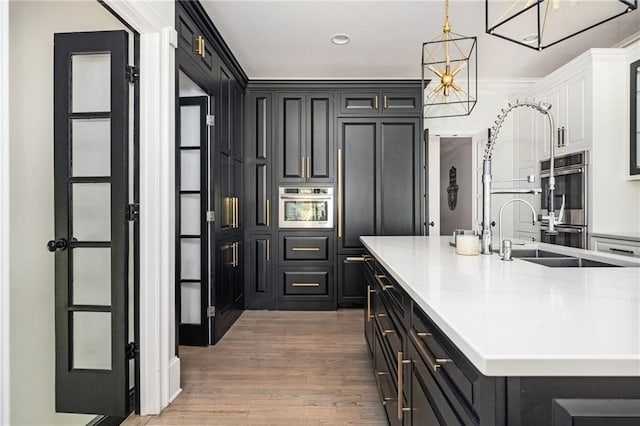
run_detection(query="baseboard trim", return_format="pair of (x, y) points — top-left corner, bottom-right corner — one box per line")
(168, 356), (181, 403)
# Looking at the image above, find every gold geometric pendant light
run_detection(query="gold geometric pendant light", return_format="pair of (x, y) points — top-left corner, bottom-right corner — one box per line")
(486, 0), (638, 51)
(422, 0), (478, 119)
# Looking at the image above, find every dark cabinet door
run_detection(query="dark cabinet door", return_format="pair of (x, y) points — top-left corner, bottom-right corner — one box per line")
(213, 238), (243, 344)
(379, 118), (421, 236)
(381, 91), (420, 115)
(339, 92), (380, 115)
(338, 119), (377, 253)
(337, 255), (367, 307)
(218, 64), (232, 156)
(245, 92), (273, 230)
(277, 92), (334, 183)
(278, 93), (305, 182)
(306, 93), (333, 182)
(246, 234), (273, 309)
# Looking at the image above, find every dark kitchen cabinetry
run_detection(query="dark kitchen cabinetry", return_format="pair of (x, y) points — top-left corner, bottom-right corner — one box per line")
(277, 230), (335, 310)
(176, 1), (248, 345)
(245, 234), (273, 309)
(339, 90), (420, 116)
(277, 92), (333, 184)
(364, 249), (640, 426)
(213, 237), (244, 344)
(337, 116), (422, 307)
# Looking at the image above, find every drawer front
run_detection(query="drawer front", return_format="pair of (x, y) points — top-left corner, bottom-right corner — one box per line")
(409, 339), (466, 426)
(375, 292), (403, 358)
(381, 91), (420, 115)
(339, 92), (380, 115)
(283, 271), (328, 295)
(284, 236), (328, 260)
(373, 271), (406, 320)
(374, 326), (402, 426)
(592, 237), (640, 258)
(412, 304), (475, 411)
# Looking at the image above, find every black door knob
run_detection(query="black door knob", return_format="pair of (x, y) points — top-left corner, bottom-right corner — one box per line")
(429, 221), (435, 227)
(47, 239), (68, 252)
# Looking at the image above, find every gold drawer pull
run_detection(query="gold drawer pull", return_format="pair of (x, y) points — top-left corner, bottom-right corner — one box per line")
(345, 257), (366, 262)
(374, 274), (393, 290)
(376, 313), (387, 318)
(397, 351), (411, 420)
(382, 329), (395, 335)
(291, 282), (320, 287)
(410, 329), (452, 372)
(416, 332), (432, 337)
(366, 285), (373, 321)
(292, 247), (320, 251)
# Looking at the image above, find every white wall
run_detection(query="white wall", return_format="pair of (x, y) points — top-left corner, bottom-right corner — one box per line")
(9, 1), (129, 424)
(440, 138), (473, 235)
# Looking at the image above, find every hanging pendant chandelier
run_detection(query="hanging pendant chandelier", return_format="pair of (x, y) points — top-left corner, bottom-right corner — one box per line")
(486, 0), (638, 51)
(422, 0), (478, 119)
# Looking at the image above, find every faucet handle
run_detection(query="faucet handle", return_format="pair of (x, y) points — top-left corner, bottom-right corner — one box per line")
(501, 239), (513, 261)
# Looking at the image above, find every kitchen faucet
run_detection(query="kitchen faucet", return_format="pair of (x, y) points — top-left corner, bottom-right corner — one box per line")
(498, 198), (536, 260)
(481, 99), (559, 255)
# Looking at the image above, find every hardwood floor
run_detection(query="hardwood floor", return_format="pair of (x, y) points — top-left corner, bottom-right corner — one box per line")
(124, 309), (387, 425)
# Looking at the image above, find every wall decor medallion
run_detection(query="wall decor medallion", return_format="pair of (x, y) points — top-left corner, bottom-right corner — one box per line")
(447, 166), (458, 210)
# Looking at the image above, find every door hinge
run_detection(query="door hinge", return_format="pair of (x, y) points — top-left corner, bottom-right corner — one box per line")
(207, 306), (215, 317)
(206, 211), (215, 222)
(126, 342), (137, 360)
(206, 114), (215, 127)
(125, 65), (139, 84)
(126, 203), (140, 221)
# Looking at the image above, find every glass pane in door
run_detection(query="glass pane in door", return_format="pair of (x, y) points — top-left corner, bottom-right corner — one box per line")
(73, 247), (111, 306)
(180, 151), (200, 191)
(72, 311), (112, 370)
(72, 53), (111, 113)
(181, 239), (201, 280)
(180, 282), (201, 324)
(180, 105), (201, 147)
(72, 118), (110, 177)
(72, 183), (111, 241)
(180, 194), (200, 235)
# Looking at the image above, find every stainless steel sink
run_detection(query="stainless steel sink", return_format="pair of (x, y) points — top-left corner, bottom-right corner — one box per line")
(519, 257), (621, 268)
(509, 249), (571, 259)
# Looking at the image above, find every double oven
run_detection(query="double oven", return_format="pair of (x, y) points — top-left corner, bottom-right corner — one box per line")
(540, 151), (588, 249)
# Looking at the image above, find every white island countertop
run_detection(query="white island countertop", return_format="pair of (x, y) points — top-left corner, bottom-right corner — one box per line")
(360, 236), (640, 377)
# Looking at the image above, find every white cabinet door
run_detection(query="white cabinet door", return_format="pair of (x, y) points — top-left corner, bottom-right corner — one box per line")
(565, 72), (587, 152)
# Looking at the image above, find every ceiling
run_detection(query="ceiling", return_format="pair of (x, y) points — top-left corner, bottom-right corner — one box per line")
(200, 0), (640, 80)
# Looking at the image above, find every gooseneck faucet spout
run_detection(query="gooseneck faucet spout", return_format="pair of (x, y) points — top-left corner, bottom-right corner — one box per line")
(481, 99), (557, 255)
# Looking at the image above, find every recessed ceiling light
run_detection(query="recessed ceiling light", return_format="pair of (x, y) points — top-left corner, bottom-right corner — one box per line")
(522, 34), (539, 45)
(331, 34), (351, 45)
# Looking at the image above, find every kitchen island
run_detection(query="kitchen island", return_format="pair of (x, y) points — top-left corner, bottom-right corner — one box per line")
(361, 236), (640, 425)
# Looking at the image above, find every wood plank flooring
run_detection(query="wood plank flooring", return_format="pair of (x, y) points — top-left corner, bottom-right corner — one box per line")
(124, 309), (387, 425)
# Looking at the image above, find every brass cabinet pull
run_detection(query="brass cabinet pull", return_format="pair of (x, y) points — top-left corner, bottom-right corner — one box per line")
(337, 149), (343, 238)
(382, 328), (395, 336)
(376, 313), (387, 317)
(416, 332), (432, 337)
(374, 95), (379, 109)
(306, 156), (311, 179)
(301, 156), (305, 179)
(374, 273), (394, 290)
(291, 282), (320, 287)
(194, 35), (205, 57)
(266, 198), (270, 227)
(345, 257), (366, 262)
(383, 95), (388, 109)
(291, 247), (320, 251)
(410, 329), (452, 373)
(397, 351), (411, 420)
(234, 242), (238, 267)
(366, 285), (372, 321)
(235, 197), (239, 228)
(232, 198), (237, 228)
(266, 239), (270, 262)
(374, 370), (394, 404)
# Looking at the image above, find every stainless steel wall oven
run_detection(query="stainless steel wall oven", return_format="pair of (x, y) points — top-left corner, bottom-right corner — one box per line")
(279, 186), (334, 229)
(540, 151), (588, 248)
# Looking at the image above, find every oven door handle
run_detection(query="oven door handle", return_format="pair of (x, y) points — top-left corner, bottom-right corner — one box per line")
(280, 195), (333, 200)
(553, 226), (584, 234)
(541, 167), (583, 178)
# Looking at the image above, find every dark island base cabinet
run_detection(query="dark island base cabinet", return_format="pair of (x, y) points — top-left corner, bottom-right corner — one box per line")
(364, 250), (640, 426)
(337, 255), (367, 307)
